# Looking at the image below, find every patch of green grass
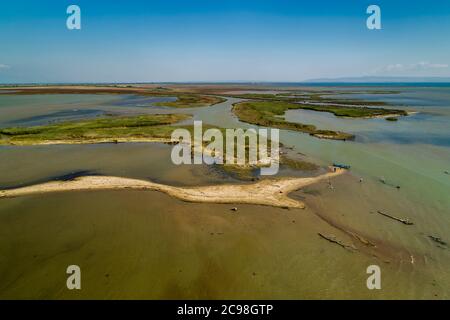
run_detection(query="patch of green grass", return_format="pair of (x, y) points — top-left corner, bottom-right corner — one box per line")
(299, 93), (391, 107)
(232, 101), (354, 141)
(228, 90), (406, 114)
(229, 90), (410, 113)
(297, 103), (407, 117)
(154, 94), (226, 108)
(277, 90), (400, 104)
(0, 114), (191, 145)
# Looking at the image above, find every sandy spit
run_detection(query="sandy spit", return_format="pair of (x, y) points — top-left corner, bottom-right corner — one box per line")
(0, 169), (345, 208)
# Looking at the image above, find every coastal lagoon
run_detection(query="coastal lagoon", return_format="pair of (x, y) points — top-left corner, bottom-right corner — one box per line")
(0, 86), (449, 299)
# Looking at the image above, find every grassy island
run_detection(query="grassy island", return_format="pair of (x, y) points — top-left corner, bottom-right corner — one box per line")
(232, 101), (354, 141)
(154, 94), (226, 108)
(0, 114), (191, 145)
(229, 92), (407, 118)
(295, 103), (407, 118)
(0, 113), (318, 180)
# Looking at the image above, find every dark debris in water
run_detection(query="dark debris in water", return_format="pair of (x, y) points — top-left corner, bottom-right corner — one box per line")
(428, 235), (447, 246)
(379, 177), (401, 189)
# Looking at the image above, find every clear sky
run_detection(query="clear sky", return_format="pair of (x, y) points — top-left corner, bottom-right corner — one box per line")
(0, 0), (449, 83)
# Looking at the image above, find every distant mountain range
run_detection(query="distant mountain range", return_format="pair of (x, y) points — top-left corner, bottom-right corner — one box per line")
(304, 76), (450, 83)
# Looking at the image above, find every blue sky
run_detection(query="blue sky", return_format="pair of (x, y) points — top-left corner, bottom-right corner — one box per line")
(0, 0), (449, 83)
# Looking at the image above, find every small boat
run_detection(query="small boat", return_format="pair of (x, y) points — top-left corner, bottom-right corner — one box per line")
(333, 163), (351, 170)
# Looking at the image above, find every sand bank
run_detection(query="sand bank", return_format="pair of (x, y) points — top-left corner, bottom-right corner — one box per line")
(0, 168), (345, 208)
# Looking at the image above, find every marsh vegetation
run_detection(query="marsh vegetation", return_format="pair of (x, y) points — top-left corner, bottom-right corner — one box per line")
(0, 114), (191, 145)
(232, 101), (355, 140)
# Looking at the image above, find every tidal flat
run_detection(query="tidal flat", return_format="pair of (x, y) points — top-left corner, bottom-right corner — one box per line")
(0, 84), (449, 299)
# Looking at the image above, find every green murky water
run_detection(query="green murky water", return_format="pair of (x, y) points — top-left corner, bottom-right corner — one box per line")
(0, 88), (449, 299)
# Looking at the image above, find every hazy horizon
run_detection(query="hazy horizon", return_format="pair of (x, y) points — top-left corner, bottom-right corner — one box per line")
(1, 0), (449, 83)
(3, 76), (450, 86)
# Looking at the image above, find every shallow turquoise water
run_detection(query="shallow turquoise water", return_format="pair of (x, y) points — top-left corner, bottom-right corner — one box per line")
(192, 88), (450, 281)
(0, 94), (176, 127)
